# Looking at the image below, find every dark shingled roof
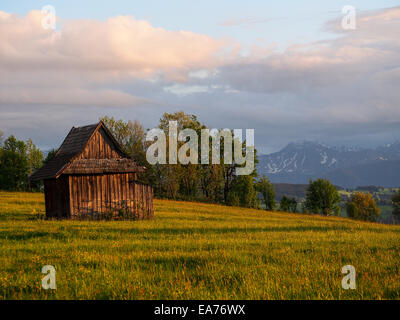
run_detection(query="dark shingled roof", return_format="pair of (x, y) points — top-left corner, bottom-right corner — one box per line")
(56, 123), (99, 157)
(29, 122), (143, 181)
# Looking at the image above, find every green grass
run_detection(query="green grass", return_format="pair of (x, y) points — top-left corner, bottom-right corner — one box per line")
(0, 191), (400, 300)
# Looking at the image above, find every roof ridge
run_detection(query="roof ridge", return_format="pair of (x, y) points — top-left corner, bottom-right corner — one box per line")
(71, 122), (100, 130)
(30, 121), (134, 181)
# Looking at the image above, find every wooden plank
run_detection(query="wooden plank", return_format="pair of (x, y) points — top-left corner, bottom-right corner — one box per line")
(69, 176), (75, 218)
(134, 180), (138, 217)
(142, 184), (146, 219)
(79, 176), (83, 216)
(129, 174), (134, 217)
(138, 182), (141, 219)
(84, 176), (88, 215)
(88, 174), (92, 213)
(109, 174), (113, 210)
(139, 184), (143, 220)
(98, 132), (101, 157)
(104, 174), (108, 212)
(101, 175), (106, 213)
(101, 132), (105, 157)
(76, 176), (81, 215)
(94, 175), (97, 213)
(90, 175), (95, 215)
(92, 133), (95, 158)
(93, 175), (97, 214)
(122, 174), (126, 202)
(116, 173), (121, 203)
(70, 177), (74, 216)
(98, 174), (101, 213)
(76, 176), (80, 216)
(68, 176), (72, 218)
(80, 176), (83, 215)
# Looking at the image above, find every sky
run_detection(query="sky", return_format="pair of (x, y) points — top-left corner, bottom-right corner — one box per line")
(1, 0), (400, 154)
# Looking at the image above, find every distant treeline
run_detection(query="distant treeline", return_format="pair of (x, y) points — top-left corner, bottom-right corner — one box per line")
(273, 183), (309, 201)
(0, 131), (46, 191)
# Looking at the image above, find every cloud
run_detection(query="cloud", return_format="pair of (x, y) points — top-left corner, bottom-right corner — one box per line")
(1, 7), (400, 153)
(0, 10), (225, 76)
(0, 87), (149, 107)
(217, 7), (400, 126)
(0, 10), (228, 109)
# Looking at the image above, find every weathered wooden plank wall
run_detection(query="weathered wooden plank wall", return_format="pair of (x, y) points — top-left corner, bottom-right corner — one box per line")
(77, 127), (123, 160)
(69, 173), (153, 219)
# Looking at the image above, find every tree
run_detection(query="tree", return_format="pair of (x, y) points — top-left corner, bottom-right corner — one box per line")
(222, 133), (258, 204)
(346, 192), (380, 222)
(280, 195), (297, 213)
(0, 135), (28, 191)
(256, 176), (276, 211)
(0, 130), (3, 168)
(392, 191), (400, 221)
(304, 179), (341, 215)
(26, 138), (44, 191)
(100, 116), (135, 152)
(289, 198), (297, 212)
(157, 111), (204, 199)
(100, 116), (146, 161)
(227, 192), (240, 207)
(44, 148), (58, 163)
(200, 164), (224, 203)
(229, 175), (259, 208)
(26, 138), (44, 176)
(100, 116), (155, 186)
(100, 112), (261, 205)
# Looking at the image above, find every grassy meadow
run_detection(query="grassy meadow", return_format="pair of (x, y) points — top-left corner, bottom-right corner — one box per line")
(0, 191), (399, 300)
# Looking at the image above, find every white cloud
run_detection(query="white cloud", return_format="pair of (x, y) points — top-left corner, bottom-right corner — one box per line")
(0, 10), (228, 108)
(163, 84), (210, 97)
(0, 10), (225, 76)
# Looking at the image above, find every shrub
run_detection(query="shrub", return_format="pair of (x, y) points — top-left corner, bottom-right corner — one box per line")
(346, 192), (380, 222)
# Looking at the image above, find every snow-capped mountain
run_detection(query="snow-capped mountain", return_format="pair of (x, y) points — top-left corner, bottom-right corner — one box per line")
(257, 141), (400, 188)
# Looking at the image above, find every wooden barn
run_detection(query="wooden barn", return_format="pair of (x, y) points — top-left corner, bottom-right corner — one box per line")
(30, 121), (154, 220)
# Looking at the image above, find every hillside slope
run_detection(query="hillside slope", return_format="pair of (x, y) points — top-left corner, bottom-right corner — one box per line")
(0, 192), (399, 299)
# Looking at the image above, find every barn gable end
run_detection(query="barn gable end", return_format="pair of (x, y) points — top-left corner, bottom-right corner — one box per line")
(77, 126), (124, 160)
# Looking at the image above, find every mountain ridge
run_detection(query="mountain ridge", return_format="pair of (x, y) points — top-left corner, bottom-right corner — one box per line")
(257, 140), (400, 188)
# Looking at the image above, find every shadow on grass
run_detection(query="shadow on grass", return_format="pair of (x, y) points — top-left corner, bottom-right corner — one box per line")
(1, 224), (397, 242)
(0, 231), (68, 240)
(101, 225), (363, 235)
